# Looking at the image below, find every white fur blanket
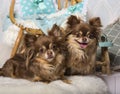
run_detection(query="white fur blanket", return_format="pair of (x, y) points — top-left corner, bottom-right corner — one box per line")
(0, 76), (108, 94)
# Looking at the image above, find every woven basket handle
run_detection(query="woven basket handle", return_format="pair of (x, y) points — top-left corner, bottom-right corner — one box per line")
(57, 0), (82, 10)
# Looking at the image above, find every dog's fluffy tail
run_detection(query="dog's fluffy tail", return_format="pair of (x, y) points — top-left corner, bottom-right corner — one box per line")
(0, 68), (3, 76)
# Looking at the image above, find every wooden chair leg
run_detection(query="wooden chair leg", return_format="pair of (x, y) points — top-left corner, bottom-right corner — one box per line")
(101, 47), (111, 74)
(10, 28), (23, 58)
(71, 0), (76, 5)
(96, 47), (111, 74)
(58, 0), (61, 10)
(65, 0), (68, 8)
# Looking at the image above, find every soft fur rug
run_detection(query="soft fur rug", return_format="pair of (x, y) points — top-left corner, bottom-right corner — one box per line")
(0, 76), (108, 94)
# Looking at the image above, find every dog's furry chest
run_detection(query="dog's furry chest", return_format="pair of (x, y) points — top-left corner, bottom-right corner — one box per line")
(68, 48), (88, 65)
(67, 46), (95, 75)
(33, 54), (65, 81)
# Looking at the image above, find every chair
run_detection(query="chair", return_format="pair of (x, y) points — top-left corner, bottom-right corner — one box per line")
(9, 0), (111, 74)
(97, 34), (113, 74)
(9, 0), (82, 57)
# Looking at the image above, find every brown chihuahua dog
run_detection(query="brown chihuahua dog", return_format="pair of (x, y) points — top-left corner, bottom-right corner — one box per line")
(30, 24), (69, 83)
(31, 35), (66, 82)
(65, 15), (102, 75)
(0, 24), (69, 83)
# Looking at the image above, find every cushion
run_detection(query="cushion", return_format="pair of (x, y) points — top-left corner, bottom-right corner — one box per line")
(0, 72), (108, 94)
(103, 18), (120, 71)
(15, 0), (57, 18)
(32, 0), (88, 34)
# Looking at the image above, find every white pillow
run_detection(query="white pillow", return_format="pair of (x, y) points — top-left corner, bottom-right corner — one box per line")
(34, 0), (88, 34)
(15, 0), (57, 18)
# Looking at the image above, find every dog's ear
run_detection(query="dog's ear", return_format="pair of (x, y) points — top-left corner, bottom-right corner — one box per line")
(67, 15), (80, 27)
(89, 17), (102, 40)
(89, 17), (102, 27)
(24, 34), (38, 47)
(24, 47), (36, 69)
(24, 47), (35, 59)
(48, 24), (64, 37)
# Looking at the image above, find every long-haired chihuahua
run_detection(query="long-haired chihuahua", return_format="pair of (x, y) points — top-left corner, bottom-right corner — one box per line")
(65, 15), (102, 75)
(0, 24), (69, 83)
(31, 24), (69, 83)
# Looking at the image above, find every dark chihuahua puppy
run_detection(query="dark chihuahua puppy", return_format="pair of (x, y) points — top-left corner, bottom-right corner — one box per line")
(30, 36), (65, 82)
(65, 15), (102, 75)
(0, 47), (57, 82)
(0, 24), (70, 83)
(29, 24), (70, 83)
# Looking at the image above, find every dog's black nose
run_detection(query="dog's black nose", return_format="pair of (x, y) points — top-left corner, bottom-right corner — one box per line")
(82, 37), (87, 42)
(47, 51), (53, 56)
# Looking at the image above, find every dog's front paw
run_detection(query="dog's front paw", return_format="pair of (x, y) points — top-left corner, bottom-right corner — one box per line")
(62, 79), (72, 84)
(43, 63), (55, 72)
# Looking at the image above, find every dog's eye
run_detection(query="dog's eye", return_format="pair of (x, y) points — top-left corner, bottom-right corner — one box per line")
(76, 33), (81, 37)
(52, 44), (57, 49)
(39, 48), (44, 53)
(88, 34), (95, 39)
